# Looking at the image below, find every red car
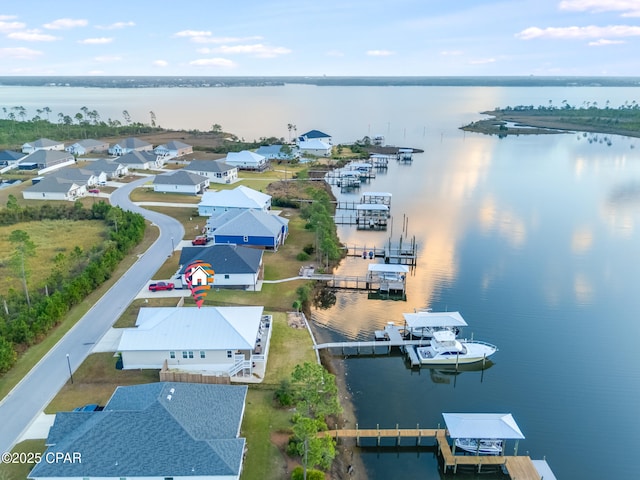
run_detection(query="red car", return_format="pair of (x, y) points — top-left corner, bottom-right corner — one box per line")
(192, 236), (208, 246)
(88, 188), (100, 194)
(148, 281), (175, 292)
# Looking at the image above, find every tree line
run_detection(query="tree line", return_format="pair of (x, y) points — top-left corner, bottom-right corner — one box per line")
(0, 200), (146, 374)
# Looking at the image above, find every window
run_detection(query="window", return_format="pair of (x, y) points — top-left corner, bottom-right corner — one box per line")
(182, 351), (188, 359)
(188, 351), (194, 359)
(200, 351), (206, 359)
(227, 350), (233, 358)
(169, 351), (175, 359)
(224, 274), (230, 279)
(216, 172), (222, 178)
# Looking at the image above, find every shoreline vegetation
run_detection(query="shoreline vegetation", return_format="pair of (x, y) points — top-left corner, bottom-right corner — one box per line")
(461, 103), (640, 138)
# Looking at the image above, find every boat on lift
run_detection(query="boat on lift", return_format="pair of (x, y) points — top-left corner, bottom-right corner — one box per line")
(414, 330), (497, 365)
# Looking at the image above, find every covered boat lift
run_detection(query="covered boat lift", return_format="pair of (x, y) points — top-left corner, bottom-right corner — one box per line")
(442, 413), (525, 456)
(356, 203), (389, 230)
(403, 311), (468, 337)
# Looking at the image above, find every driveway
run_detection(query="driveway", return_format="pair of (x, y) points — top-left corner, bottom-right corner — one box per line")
(0, 176), (184, 454)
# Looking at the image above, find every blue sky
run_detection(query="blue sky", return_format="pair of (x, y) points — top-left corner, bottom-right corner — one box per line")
(1, 0), (639, 76)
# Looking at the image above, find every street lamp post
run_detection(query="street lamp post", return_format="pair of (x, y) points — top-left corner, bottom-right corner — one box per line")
(171, 237), (175, 252)
(66, 354), (73, 384)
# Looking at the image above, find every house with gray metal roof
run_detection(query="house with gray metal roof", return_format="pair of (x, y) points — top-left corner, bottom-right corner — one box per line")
(22, 176), (86, 201)
(198, 185), (271, 217)
(224, 150), (268, 171)
(21, 138), (65, 154)
(153, 170), (209, 195)
(65, 139), (110, 155)
(205, 209), (289, 251)
(117, 306), (268, 377)
(108, 137), (153, 156)
(184, 159), (239, 184)
(29, 382), (248, 480)
(154, 140), (193, 157)
(255, 144), (299, 161)
(178, 244), (263, 289)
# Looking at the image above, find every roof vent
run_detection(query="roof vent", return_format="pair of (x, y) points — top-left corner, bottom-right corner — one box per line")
(169, 388), (175, 394)
(166, 394), (172, 401)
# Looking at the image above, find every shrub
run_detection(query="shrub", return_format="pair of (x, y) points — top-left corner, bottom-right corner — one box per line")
(275, 379), (295, 407)
(303, 244), (315, 255)
(296, 252), (310, 261)
(291, 466), (324, 480)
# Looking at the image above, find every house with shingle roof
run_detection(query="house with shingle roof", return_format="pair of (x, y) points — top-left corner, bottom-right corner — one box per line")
(205, 209), (289, 251)
(21, 138), (65, 154)
(18, 150), (75, 174)
(224, 150), (268, 171)
(0, 150), (25, 166)
(297, 129), (332, 144)
(22, 176), (86, 201)
(82, 159), (128, 179)
(65, 139), (110, 155)
(178, 244), (263, 289)
(108, 137), (153, 156)
(116, 150), (159, 170)
(184, 159), (239, 184)
(28, 382), (248, 480)
(298, 139), (333, 157)
(255, 144), (299, 161)
(153, 170), (209, 195)
(198, 185), (271, 217)
(154, 140), (193, 157)
(52, 167), (105, 187)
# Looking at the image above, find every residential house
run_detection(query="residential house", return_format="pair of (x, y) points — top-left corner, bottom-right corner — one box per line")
(152, 170), (209, 195)
(205, 209), (289, 251)
(65, 139), (109, 155)
(297, 129), (332, 144)
(53, 167), (105, 187)
(108, 137), (153, 156)
(184, 159), (239, 184)
(255, 144), (298, 161)
(82, 159), (128, 180)
(198, 185), (271, 217)
(22, 176), (86, 201)
(18, 150), (75, 174)
(28, 382), (248, 480)
(154, 140), (193, 158)
(21, 138), (65, 154)
(0, 150), (25, 166)
(224, 150), (268, 171)
(298, 139), (333, 157)
(116, 150), (159, 170)
(178, 244), (263, 290)
(117, 306), (267, 374)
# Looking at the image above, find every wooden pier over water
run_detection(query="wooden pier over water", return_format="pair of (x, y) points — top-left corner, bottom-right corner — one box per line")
(319, 427), (542, 479)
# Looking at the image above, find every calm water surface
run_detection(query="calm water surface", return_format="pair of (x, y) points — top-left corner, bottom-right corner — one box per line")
(3, 84), (640, 479)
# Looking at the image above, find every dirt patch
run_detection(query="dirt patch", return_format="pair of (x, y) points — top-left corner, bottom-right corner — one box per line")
(270, 431), (300, 478)
(287, 312), (307, 329)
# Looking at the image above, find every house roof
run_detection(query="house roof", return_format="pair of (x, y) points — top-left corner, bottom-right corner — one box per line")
(226, 150), (265, 165)
(178, 244), (263, 275)
(185, 159), (237, 173)
(52, 167), (96, 183)
(82, 159), (123, 174)
(24, 138), (63, 148)
(298, 140), (332, 150)
(118, 305), (264, 351)
(30, 382), (247, 478)
(0, 150), (25, 161)
(74, 139), (108, 149)
(199, 185), (271, 210)
(20, 150), (73, 167)
(117, 150), (157, 165)
(153, 170), (208, 186)
(159, 140), (192, 150)
(442, 413), (525, 440)
(300, 129), (331, 139)
(114, 137), (152, 149)
(25, 176), (79, 193)
(207, 209), (288, 238)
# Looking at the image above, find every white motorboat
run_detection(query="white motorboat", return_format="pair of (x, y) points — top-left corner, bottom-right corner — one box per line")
(454, 438), (503, 455)
(414, 330), (497, 365)
(403, 310), (468, 339)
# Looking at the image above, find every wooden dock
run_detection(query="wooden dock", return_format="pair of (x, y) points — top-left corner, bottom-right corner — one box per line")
(309, 274), (406, 296)
(314, 324), (428, 353)
(319, 427), (541, 479)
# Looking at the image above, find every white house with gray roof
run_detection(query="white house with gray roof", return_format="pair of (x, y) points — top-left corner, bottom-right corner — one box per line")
(298, 139), (333, 157)
(108, 137), (153, 156)
(153, 170), (209, 195)
(82, 158), (128, 179)
(18, 150), (75, 174)
(255, 144), (299, 161)
(198, 185), (271, 217)
(185, 159), (239, 184)
(21, 138), (65, 154)
(65, 139), (109, 155)
(117, 306), (267, 376)
(206, 209), (289, 251)
(22, 176), (86, 201)
(154, 140), (193, 157)
(224, 150), (268, 171)
(116, 150), (159, 170)
(29, 382), (248, 480)
(52, 167), (105, 187)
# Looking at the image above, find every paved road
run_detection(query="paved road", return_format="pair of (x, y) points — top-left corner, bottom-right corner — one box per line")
(0, 177), (184, 454)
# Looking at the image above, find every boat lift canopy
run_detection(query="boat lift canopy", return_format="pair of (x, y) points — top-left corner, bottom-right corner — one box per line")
(442, 413), (525, 440)
(403, 311), (468, 329)
(356, 204), (389, 211)
(367, 264), (409, 274)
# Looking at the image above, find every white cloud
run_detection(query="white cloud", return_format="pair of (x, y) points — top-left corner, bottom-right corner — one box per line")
(589, 38), (626, 45)
(192, 35), (263, 44)
(43, 18), (88, 30)
(212, 44), (291, 58)
(470, 57), (496, 65)
(0, 47), (43, 59)
(96, 21), (135, 30)
(174, 30), (212, 38)
(440, 50), (463, 56)
(78, 37), (113, 45)
(94, 55), (122, 63)
(153, 59), (169, 67)
(559, 0), (640, 16)
(189, 57), (236, 68)
(516, 25), (640, 39)
(366, 50), (395, 56)
(0, 18), (25, 32)
(7, 30), (58, 42)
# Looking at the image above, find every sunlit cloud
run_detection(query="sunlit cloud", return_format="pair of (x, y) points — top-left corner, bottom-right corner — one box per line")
(0, 17), (25, 32)
(193, 35), (264, 44)
(43, 18), (88, 29)
(517, 25), (640, 40)
(189, 57), (237, 68)
(0, 47), (43, 59)
(440, 50), (463, 56)
(78, 37), (113, 45)
(588, 38), (625, 45)
(94, 55), (122, 63)
(366, 50), (395, 56)
(7, 30), (58, 41)
(96, 21), (135, 30)
(174, 29), (212, 38)
(153, 59), (168, 67)
(470, 57), (496, 64)
(559, 0), (640, 17)
(211, 44), (291, 58)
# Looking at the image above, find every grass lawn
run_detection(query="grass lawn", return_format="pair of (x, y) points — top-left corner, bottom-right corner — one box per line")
(0, 439), (46, 480)
(145, 205), (204, 239)
(0, 219), (108, 295)
(128, 186), (201, 204)
(112, 297), (183, 328)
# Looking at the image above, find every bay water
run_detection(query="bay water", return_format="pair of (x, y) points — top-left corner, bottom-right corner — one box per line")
(3, 83), (640, 479)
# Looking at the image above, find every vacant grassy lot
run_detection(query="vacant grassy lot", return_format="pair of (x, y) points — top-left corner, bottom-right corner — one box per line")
(145, 205), (203, 239)
(0, 219), (108, 295)
(128, 186), (201, 204)
(113, 297), (183, 328)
